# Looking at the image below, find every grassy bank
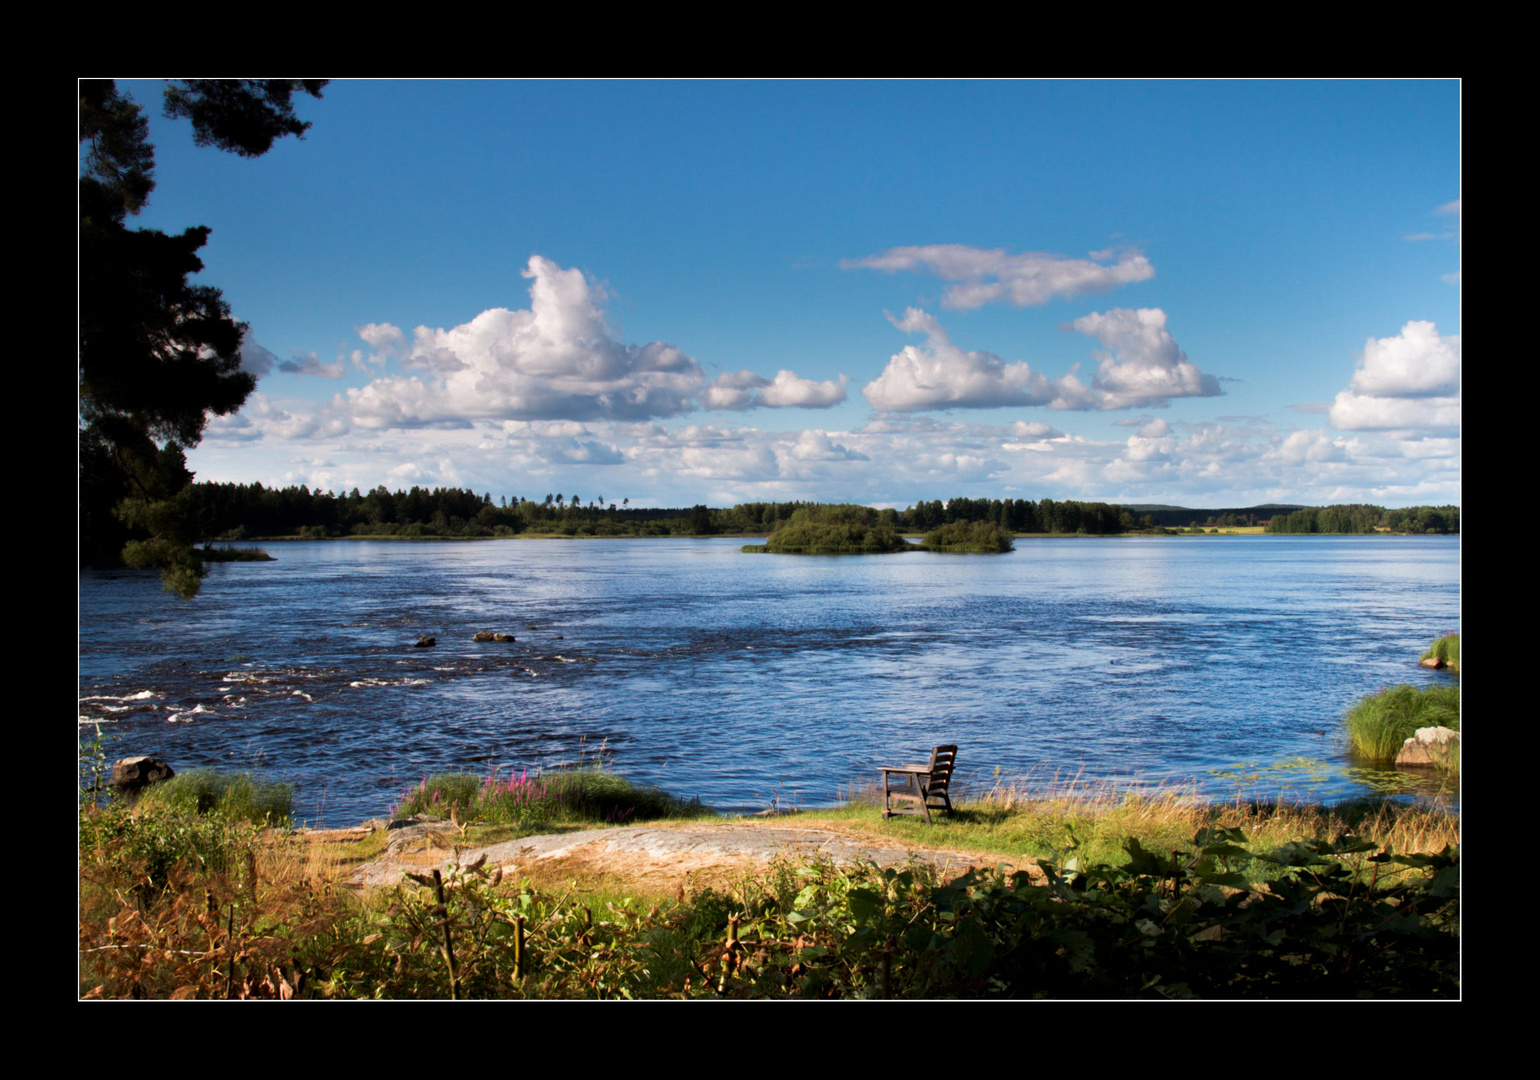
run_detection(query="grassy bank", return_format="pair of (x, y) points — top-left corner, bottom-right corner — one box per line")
(81, 756), (1458, 998)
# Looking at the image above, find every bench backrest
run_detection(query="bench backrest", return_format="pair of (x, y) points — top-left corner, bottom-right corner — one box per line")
(927, 744), (958, 791)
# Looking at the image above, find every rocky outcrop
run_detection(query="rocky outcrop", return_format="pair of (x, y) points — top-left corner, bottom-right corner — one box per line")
(112, 755), (175, 792)
(1396, 726), (1460, 768)
(413, 635), (436, 648)
(473, 631), (516, 642)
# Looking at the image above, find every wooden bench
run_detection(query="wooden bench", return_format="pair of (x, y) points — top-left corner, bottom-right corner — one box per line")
(879, 745), (957, 824)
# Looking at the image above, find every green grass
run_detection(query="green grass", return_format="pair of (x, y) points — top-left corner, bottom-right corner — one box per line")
(1421, 632), (1460, 673)
(392, 766), (713, 831)
(807, 778), (1460, 877)
(133, 768), (293, 826)
(1345, 684), (1461, 766)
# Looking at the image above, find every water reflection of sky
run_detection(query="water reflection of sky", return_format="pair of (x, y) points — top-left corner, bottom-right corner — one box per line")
(80, 535), (1459, 825)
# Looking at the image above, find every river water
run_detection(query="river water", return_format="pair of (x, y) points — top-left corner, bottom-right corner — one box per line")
(78, 535), (1460, 826)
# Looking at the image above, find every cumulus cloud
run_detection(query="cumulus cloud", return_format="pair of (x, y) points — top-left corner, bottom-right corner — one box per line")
(1275, 429), (1348, 465)
(1066, 308), (1221, 409)
(336, 257), (843, 427)
(787, 429), (868, 462)
(1347, 320), (1460, 399)
(862, 306), (1218, 415)
(704, 369), (848, 410)
(356, 323), (406, 366)
(1328, 321), (1460, 436)
(842, 244), (1154, 309)
(862, 308), (1069, 412)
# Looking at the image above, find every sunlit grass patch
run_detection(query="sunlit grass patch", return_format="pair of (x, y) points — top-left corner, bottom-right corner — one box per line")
(134, 768), (293, 827)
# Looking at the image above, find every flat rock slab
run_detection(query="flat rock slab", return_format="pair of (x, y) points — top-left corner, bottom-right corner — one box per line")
(347, 823), (1018, 891)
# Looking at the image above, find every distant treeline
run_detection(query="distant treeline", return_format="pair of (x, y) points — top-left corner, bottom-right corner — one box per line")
(1264, 504), (1459, 535)
(90, 481), (1461, 551)
(164, 484), (1149, 541)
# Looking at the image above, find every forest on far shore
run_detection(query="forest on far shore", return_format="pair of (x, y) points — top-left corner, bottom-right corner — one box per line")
(80, 480), (1460, 555)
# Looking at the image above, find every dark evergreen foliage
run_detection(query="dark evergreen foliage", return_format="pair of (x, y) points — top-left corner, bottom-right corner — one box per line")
(78, 80), (326, 596)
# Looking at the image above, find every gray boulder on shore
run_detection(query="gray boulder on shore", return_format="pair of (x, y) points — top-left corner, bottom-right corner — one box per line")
(112, 755), (175, 792)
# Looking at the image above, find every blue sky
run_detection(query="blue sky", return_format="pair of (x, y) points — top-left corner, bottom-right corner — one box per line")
(115, 79), (1460, 510)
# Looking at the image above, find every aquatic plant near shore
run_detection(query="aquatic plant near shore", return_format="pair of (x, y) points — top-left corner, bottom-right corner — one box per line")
(1421, 632), (1460, 673)
(1345, 685), (1461, 767)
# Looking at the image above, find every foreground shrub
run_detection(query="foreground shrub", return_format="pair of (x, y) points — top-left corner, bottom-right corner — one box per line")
(82, 812), (1459, 998)
(392, 767), (708, 829)
(79, 802), (346, 999)
(1345, 685), (1461, 765)
(305, 831), (1461, 999)
(1421, 632), (1460, 673)
(700, 833), (1458, 999)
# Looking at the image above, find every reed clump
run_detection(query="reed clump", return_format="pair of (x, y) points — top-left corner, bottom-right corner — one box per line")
(1345, 684), (1461, 766)
(1421, 632), (1460, 673)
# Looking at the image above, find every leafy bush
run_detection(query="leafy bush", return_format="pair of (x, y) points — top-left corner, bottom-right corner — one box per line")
(1345, 684), (1461, 765)
(82, 813), (1459, 998)
(392, 767), (709, 829)
(316, 831), (1459, 999)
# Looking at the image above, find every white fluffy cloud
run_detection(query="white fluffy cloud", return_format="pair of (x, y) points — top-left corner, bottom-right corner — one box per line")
(1346, 320), (1459, 399)
(863, 307), (1219, 414)
(1066, 308), (1221, 409)
(843, 244), (1155, 309)
(704, 369), (848, 410)
(334, 257), (846, 428)
(1328, 321), (1460, 436)
(862, 308), (1074, 412)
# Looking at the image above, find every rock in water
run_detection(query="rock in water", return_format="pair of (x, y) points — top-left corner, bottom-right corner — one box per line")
(1396, 726), (1460, 768)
